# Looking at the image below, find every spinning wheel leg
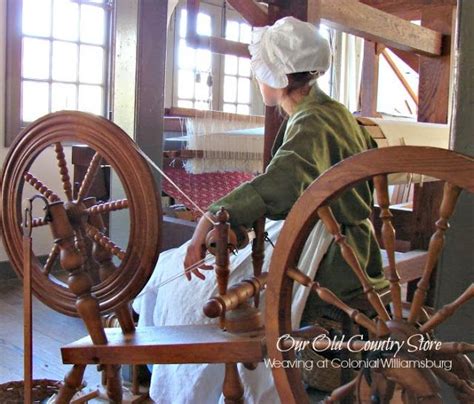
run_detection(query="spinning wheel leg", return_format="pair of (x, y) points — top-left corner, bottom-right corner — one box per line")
(56, 364), (87, 404)
(223, 363), (244, 404)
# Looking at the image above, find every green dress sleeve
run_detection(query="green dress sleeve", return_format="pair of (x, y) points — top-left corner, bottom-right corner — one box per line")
(208, 113), (332, 228)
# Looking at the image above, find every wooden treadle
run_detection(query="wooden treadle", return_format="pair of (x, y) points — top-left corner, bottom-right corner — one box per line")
(61, 324), (264, 365)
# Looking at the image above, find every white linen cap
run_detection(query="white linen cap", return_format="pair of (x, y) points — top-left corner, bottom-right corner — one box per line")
(249, 16), (331, 89)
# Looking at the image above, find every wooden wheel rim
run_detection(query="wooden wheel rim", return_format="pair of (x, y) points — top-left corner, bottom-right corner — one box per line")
(1, 111), (162, 317)
(265, 146), (474, 403)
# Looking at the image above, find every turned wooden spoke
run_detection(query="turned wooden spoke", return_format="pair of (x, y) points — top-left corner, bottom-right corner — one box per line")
(317, 206), (391, 322)
(43, 244), (60, 275)
(24, 172), (60, 202)
(435, 341), (474, 354)
(86, 225), (126, 260)
(31, 217), (48, 228)
(86, 199), (129, 215)
(374, 175), (402, 320)
(323, 375), (359, 403)
(431, 367), (474, 401)
(286, 267), (383, 336)
(409, 183), (463, 324)
(54, 142), (73, 201)
(76, 152), (102, 201)
(419, 284), (474, 334)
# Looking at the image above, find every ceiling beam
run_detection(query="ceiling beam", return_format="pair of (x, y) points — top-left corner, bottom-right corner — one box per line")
(359, 0), (456, 14)
(227, 0), (269, 27)
(308, 0), (443, 56)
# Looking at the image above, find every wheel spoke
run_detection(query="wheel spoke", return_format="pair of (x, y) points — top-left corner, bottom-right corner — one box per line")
(419, 283), (474, 333)
(54, 142), (73, 201)
(431, 367), (474, 401)
(43, 244), (60, 275)
(434, 341), (474, 354)
(374, 175), (403, 320)
(317, 206), (391, 322)
(24, 172), (60, 202)
(86, 199), (129, 215)
(409, 183), (462, 324)
(76, 152), (102, 201)
(86, 224), (126, 260)
(31, 217), (48, 228)
(285, 267), (384, 336)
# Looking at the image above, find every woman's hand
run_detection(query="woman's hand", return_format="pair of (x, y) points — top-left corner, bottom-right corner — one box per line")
(184, 213), (215, 281)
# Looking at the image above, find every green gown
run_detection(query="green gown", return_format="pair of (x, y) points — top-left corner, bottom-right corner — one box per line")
(209, 83), (389, 305)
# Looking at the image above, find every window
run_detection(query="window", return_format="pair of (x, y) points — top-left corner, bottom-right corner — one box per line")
(170, 1), (263, 115)
(222, 20), (252, 114)
(5, 0), (113, 145)
(175, 8), (214, 110)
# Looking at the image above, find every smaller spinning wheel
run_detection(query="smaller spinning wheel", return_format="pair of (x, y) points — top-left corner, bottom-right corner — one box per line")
(1, 111), (161, 317)
(265, 146), (474, 403)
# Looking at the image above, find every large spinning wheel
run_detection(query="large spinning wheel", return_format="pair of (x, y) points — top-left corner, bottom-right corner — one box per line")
(1, 111), (161, 317)
(266, 146), (474, 403)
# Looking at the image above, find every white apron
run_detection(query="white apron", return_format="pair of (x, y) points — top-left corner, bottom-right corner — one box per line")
(133, 219), (332, 404)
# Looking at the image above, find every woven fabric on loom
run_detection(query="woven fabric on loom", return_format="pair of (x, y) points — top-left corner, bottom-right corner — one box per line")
(162, 167), (254, 216)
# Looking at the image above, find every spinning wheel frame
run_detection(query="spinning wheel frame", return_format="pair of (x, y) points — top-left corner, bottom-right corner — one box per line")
(265, 146), (474, 403)
(1, 111), (161, 317)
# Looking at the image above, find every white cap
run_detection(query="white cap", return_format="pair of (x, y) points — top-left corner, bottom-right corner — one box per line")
(249, 16), (331, 89)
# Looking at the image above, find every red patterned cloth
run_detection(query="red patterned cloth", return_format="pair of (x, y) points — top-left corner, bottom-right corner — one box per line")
(162, 167), (254, 215)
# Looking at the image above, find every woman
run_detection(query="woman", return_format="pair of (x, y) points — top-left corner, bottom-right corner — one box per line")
(133, 16), (388, 403)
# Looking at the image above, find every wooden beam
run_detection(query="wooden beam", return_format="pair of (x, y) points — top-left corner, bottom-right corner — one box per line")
(135, 0), (167, 176)
(308, 0), (443, 56)
(417, 5), (455, 123)
(360, 0), (456, 15)
(360, 40), (380, 117)
(381, 50), (418, 106)
(227, 0), (269, 27)
(188, 35), (250, 58)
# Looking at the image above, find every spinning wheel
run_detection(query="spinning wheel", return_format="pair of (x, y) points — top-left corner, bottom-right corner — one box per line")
(1, 111), (161, 316)
(266, 146), (474, 403)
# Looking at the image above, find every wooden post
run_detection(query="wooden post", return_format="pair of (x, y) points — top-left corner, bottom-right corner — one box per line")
(360, 40), (380, 116)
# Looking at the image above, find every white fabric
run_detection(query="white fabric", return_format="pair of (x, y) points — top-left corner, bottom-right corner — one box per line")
(249, 17), (331, 89)
(133, 219), (332, 403)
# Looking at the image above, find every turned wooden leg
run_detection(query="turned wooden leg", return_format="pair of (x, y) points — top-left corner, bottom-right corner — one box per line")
(105, 364), (123, 403)
(223, 363), (244, 404)
(55, 364), (86, 403)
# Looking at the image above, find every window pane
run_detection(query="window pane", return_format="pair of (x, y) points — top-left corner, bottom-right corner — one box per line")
(197, 13), (212, 36)
(177, 70), (195, 99)
(237, 104), (250, 115)
(177, 99), (193, 109)
(22, 81), (49, 122)
(238, 58), (251, 77)
(52, 83), (77, 111)
(53, 0), (79, 41)
(195, 80), (210, 102)
(80, 5), (105, 44)
(226, 21), (239, 41)
(179, 9), (187, 38)
(223, 103), (236, 113)
(178, 40), (196, 69)
(196, 49), (211, 72)
(52, 41), (78, 82)
(195, 101), (209, 110)
(23, 0), (51, 37)
(78, 85), (103, 114)
(237, 78), (251, 104)
(225, 55), (238, 75)
(22, 38), (50, 80)
(240, 24), (252, 44)
(223, 76), (237, 103)
(80, 45), (104, 84)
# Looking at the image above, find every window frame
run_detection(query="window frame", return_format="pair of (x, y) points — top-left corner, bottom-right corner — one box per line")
(4, 0), (114, 146)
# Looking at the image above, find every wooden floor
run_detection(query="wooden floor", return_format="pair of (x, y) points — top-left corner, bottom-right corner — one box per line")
(0, 278), (102, 389)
